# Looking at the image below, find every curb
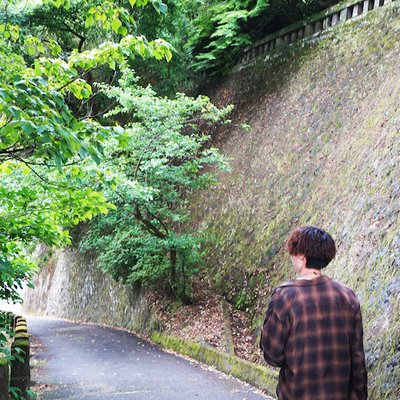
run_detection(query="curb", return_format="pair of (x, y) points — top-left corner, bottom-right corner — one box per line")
(221, 299), (235, 355)
(150, 332), (278, 397)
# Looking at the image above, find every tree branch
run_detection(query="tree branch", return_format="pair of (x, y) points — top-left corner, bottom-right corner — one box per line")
(15, 158), (73, 190)
(134, 204), (167, 239)
(143, 204), (169, 235)
(61, 21), (86, 52)
(56, 66), (96, 92)
(78, 100), (118, 121)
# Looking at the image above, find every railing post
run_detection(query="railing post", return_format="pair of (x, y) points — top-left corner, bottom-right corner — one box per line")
(275, 36), (284, 48)
(283, 34), (290, 45)
(314, 20), (323, 33)
(331, 12), (340, 26)
(305, 24), (314, 36)
(10, 339), (30, 398)
(352, 3), (363, 17)
(340, 7), (352, 21)
(322, 16), (331, 29)
(0, 358), (10, 400)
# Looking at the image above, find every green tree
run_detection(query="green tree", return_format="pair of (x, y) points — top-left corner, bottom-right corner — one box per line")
(1, 0), (231, 307)
(80, 71), (232, 300)
(0, 0), (171, 304)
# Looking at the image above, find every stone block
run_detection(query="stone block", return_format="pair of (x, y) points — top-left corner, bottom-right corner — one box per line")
(323, 17), (331, 29)
(290, 31), (297, 43)
(373, 0), (381, 8)
(297, 28), (305, 39)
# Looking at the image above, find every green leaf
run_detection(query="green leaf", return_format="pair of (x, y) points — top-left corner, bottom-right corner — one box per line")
(111, 18), (122, 34)
(118, 26), (128, 36)
(20, 121), (36, 136)
(81, 87), (91, 98)
(153, 1), (168, 15)
(85, 15), (95, 28)
(53, 0), (64, 8)
(27, 46), (36, 56)
(164, 49), (172, 62)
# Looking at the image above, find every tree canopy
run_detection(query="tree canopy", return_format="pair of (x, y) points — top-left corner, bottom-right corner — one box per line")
(0, 0), (231, 308)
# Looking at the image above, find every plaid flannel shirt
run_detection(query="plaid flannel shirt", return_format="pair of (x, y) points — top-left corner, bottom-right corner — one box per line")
(260, 276), (367, 400)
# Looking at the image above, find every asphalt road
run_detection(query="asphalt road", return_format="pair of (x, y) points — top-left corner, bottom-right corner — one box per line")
(28, 317), (273, 400)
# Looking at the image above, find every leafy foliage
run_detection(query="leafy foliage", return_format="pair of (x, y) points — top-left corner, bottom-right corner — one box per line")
(188, 0), (267, 73)
(1, 0), (232, 306)
(0, 0), (171, 305)
(80, 71), (232, 299)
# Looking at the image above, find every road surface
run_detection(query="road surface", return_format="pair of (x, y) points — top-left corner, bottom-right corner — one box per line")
(29, 317), (274, 400)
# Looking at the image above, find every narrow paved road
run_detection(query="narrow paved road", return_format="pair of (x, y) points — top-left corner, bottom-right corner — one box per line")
(29, 317), (273, 400)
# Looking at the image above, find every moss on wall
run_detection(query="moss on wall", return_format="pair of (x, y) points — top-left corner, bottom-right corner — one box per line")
(151, 332), (279, 396)
(191, 4), (400, 398)
(0, 357), (8, 366)
(24, 247), (158, 335)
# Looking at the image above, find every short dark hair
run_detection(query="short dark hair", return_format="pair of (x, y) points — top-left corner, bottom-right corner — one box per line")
(285, 226), (336, 269)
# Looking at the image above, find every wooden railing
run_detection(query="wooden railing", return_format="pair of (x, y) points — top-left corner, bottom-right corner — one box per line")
(240, 0), (396, 65)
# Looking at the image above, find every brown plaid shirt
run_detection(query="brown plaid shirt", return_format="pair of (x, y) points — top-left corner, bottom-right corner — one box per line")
(260, 276), (367, 400)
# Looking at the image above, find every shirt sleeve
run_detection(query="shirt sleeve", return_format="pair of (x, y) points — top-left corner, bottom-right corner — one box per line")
(259, 292), (289, 368)
(350, 304), (368, 400)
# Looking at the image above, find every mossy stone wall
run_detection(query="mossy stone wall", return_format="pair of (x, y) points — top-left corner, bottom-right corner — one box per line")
(193, 4), (400, 398)
(23, 245), (157, 334)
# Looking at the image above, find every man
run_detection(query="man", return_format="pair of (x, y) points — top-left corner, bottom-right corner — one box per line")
(260, 226), (367, 400)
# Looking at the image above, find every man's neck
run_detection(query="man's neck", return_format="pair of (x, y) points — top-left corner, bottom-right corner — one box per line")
(297, 267), (322, 280)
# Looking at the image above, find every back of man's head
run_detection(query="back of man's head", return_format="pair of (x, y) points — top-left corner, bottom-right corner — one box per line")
(285, 226), (336, 269)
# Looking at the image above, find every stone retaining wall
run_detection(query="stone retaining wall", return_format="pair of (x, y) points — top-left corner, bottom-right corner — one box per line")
(23, 246), (157, 335)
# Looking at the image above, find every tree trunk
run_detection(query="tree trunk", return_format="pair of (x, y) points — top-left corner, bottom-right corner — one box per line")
(169, 248), (177, 286)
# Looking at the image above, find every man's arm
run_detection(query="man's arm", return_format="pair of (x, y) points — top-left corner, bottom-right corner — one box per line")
(259, 293), (288, 368)
(350, 304), (368, 400)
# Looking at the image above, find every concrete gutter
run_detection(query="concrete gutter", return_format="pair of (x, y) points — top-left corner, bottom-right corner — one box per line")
(150, 332), (278, 397)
